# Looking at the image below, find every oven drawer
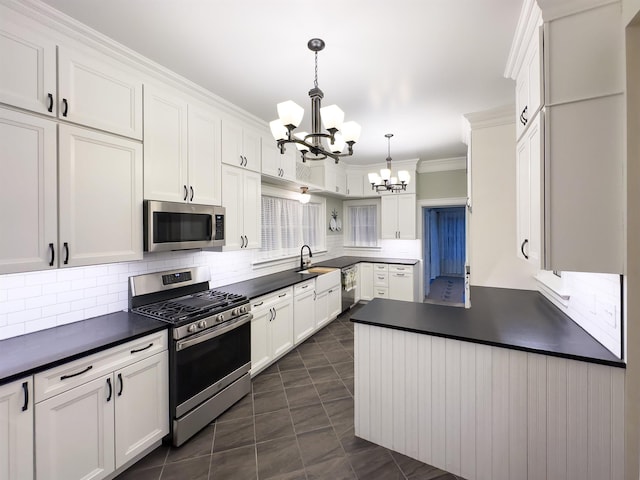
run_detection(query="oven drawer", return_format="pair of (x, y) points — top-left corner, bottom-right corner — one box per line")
(35, 330), (168, 403)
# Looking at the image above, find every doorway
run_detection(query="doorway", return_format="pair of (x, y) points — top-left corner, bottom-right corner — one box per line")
(423, 207), (466, 306)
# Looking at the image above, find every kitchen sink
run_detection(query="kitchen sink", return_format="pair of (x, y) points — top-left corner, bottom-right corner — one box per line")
(298, 266), (337, 274)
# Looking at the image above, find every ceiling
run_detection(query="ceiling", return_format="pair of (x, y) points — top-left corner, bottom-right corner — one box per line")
(40, 0), (522, 166)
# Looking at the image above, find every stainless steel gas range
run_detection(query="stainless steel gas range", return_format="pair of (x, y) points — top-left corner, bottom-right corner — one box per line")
(128, 267), (251, 447)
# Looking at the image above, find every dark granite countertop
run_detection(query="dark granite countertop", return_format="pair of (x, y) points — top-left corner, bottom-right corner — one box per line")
(350, 286), (624, 368)
(221, 256), (419, 299)
(0, 311), (168, 385)
(313, 256), (419, 269)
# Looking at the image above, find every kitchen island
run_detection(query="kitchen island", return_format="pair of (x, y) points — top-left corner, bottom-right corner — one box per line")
(351, 287), (624, 480)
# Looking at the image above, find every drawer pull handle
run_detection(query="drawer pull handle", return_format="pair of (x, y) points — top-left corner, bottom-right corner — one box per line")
(60, 365), (92, 380)
(21, 382), (29, 412)
(47, 93), (53, 113)
(49, 243), (55, 267)
(131, 342), (153, 354)
(253, 301), (264, 307)
(301, 285), (309, 289)
(106, 377), (112, 402)
(117, 373), (123, 396)
(278, 293), (287, 298)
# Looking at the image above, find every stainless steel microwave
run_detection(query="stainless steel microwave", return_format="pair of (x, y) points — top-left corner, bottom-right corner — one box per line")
(144, 200), (225, 252)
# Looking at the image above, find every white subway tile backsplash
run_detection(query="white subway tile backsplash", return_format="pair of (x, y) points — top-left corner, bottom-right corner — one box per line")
(8, 308), (42, 324)
(25, 294), (58, 309)
(96, 293), (119, 306)
(83, 286), (109, 299)
(96, 274), (119, 286)
(56, 268), (85, 282)
(0, 274), (24, 289)
(56, 310), (84, 326)
(42, 302), (71, 317)
(24, 270), (58, 286)
(57, 289), (85, 303)
(0, 314), (7, 327)
(108, 300), (127, 313)
(84, 305), (108, 319)
(0, 323), (25, 340)
(7, 285), (42, 300)
(108, 264), (130, 275)
(42, 280), (72, 295)
(71, 298), (96, 311)
(71, 277), (97, 291)
(0, 299), (25, 315)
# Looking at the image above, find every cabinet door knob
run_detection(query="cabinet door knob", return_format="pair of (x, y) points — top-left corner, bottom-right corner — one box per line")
(47, 93), (54, 113)
(62, 98), (69, 117)
(521, 239), (529, 260)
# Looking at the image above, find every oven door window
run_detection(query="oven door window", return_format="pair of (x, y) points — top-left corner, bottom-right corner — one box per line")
(153, 211), (212, 243)
(174, 321), (250, 408)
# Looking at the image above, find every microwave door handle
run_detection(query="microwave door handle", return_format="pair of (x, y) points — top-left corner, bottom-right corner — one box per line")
(208, 216), (213, 240)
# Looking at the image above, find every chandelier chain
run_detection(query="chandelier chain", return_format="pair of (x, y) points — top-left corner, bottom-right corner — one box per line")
(314, 51), (318, 89)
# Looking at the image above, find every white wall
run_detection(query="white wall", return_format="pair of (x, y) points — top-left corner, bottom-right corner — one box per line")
(468, 120), (538, 290)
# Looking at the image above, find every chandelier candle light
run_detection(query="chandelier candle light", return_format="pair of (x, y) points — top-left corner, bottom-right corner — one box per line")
(368, 134), (411, 193)
(270, 38), (361, 163)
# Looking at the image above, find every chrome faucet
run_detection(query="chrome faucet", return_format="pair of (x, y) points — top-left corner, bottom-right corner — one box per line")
(300, 244), (313, 270)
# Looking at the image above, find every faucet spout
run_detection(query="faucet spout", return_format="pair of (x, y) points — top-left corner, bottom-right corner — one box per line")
(300, 244), (313, 270)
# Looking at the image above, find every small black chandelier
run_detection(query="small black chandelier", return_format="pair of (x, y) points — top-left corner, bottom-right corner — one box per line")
(269, 38), (361, 164)
(368, 134), (411, 193)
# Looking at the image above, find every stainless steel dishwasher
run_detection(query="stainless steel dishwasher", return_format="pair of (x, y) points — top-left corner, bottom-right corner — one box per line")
(341, 264), (358, 312)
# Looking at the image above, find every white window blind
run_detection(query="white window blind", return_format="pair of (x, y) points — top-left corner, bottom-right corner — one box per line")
(346, 204), (378, 247)
(260, 195), (324, 260)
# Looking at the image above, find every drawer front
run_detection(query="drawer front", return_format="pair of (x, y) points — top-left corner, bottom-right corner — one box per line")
(251, 287), (293, 310)
(294, 280), (315, 296)
(374, 272), (388, 286)
(373, 264), (389, 273)
(389, 264), (412, 274)
(374, 287), (388, 298)
(35, 330), (168, 403)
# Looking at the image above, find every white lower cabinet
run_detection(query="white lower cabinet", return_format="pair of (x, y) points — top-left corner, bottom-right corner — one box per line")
(34, 331), (169, 480)
(250, 288), (294, 375)
(313, 270), (341, 331)
(359, 263), (374, 301)
(0, 377), (33, 480)
(359, 263), (416, 302)
(294, 280), (316, 344)
(388, 265), (415, 302)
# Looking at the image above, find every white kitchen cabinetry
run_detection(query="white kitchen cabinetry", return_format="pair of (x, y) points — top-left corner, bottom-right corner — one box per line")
(294, 280), (316, 344)
(381, 194), (416, 240)
(143, 86), (222, 205)
(57, 46), (143, 140)
(0, 10), (56, 117)
(515, 26), (543, 141)
(58, 124), (142, 267)
(309, 160), (347, 195)
(221, 118), (261, 173)
(346, 171), (365, 197)
(516, 112), (542, 266)
(359, 263), (374, 301)
(250, 288), (294, 375)
(0, 377), (33, 480)
(388, 264), (415, 302)
(0, 109), (142, 273)
(35, 331), (168, 480)
(262, 141), (297, 182)
(221, 165), (261, 250)
(0, 108), (57, 274)
(0, 14), (142, 140)
(373, 264), (389, 298)
(313, 270), (342, 330)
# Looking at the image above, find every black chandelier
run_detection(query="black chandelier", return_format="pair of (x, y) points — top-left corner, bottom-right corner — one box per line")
(270, 38), (361, 163)
(368, 134), (411, 193)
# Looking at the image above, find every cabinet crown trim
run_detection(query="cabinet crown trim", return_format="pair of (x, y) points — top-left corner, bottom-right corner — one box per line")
(504, 0), (543, 79)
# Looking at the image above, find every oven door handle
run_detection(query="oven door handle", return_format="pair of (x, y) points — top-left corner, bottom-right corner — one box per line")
(176, 313), (253, 351)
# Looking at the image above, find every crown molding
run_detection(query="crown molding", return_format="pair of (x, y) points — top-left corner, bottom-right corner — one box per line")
(417, 157), (466, 174)
(504, 0), (543, 79)
(0, 0), (269, 130)
(537, 0), (620, 22)
(463, 105), (515, 130)
(345, 158), (420, 173)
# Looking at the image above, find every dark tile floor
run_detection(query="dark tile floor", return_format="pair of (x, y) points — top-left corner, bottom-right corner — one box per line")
(115, 304), (463, 480)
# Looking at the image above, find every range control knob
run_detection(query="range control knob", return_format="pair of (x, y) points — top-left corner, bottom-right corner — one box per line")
(216, 314), (225, 323)
(240, 306), (247, 313)
(187, 324), (197, 333)
(197, 320), (207, 329)
(231, 308), (239, 316)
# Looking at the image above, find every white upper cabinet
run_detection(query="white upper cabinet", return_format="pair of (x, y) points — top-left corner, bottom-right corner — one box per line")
(57, 47), (143, 140)
(187, 104), (222, 206)
(221, 118), (261, 173)
(144, 85), (222, 206)
(0, 9), (56, 117)
(0, 108), (57, 274)
(346, 171), (365, 197)
(221, 165), (261, 250)
(516, 112), (542, 266)
(381, 194), (416, 240)
(58, 124), (143, 267)
(515, 26), (543, 141)
(261, 141), (297, 182)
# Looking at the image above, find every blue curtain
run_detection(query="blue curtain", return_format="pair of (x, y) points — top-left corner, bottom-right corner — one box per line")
(429, 210), (440, 281)
(437, 208), (465, 276)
